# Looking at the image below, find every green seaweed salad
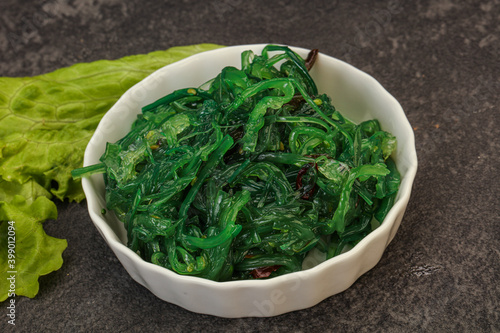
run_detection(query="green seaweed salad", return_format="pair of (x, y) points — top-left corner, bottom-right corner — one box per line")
(73, 45), (400, 281)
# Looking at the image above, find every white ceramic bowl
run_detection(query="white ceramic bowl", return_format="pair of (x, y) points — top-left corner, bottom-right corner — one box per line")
(82, 44), (418, 317)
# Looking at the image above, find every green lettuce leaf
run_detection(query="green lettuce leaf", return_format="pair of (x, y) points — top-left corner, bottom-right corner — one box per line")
(0, 194), (63, 301)
(0, 43), (224, 202)
(0, 44), (225, 300)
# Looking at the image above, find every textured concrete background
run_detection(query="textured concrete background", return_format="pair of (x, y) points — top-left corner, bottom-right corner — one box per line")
(1, 0), (499, 331)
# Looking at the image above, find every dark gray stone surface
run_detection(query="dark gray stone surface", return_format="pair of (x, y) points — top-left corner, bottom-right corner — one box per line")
(1, 0), (498, 331)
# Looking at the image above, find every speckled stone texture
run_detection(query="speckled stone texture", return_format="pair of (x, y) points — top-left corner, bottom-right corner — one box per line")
(0, 0), (498, 332)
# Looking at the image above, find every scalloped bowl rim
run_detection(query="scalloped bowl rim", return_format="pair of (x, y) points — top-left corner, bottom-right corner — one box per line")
(81, 44), (418, 317)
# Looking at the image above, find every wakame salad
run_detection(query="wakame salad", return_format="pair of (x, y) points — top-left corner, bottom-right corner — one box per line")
(73, 45), (400, 281)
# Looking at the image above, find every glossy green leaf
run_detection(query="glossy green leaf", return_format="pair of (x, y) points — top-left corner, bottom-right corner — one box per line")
(0, 44), (225, 300)
(0, 43), (224, 202)
(0, 195), (64, 301)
